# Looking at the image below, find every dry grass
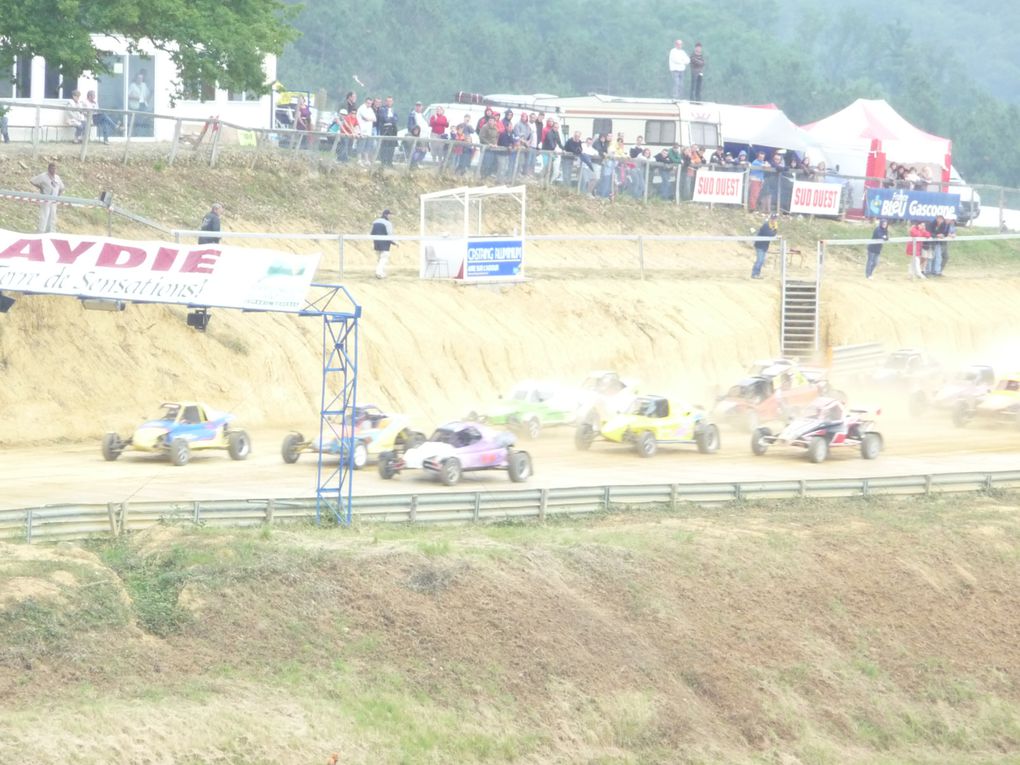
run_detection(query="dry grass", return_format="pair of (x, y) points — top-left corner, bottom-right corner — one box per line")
(1, 494), (1019, 763)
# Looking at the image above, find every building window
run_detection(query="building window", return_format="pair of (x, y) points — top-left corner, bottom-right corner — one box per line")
(227, 90), (259, 102)
(44, 64), (78, 99)
(2, 56), (34, 98)
(592, 117), (612, 137)
(183, 80), (216, 103)
(690, 121), (719, 148)
(645, 120), (676, 145)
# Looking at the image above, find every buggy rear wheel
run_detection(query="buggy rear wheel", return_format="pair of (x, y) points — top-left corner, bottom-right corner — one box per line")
(861, 432), (882, 460)
(440, 457), (462, 486)
(377, 451), (398, 479)
(696, 424), (721, 454)
(228, 430), (251, 460)
(636, 431), (657, 458)
(751, 427), (772, 456)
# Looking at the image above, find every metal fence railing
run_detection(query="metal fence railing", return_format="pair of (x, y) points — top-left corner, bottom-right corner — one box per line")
(3, 470), (1018, 544)
(5, 99), (1013, 221)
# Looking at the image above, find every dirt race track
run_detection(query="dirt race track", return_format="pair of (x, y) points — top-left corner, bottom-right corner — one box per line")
(4, 415), (1018, 511)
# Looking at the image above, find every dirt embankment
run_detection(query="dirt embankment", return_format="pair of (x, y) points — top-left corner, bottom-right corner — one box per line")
(1, 154), (1017, 445)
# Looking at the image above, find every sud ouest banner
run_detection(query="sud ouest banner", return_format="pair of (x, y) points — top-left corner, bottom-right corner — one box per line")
(865, 188), (960, 222)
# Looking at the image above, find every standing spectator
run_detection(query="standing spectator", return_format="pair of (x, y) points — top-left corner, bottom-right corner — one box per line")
(512, 114), (533, 175)
(377, 96), (399, 165)
(428, 105), (449, 161)
(653, 147), (674, 200)
(343, 91), (358, 119)
(371, 209), (396, 279)
(452, 125), (472, 175)
(752, 214), (779, 279)
(542, 120), (564, 181)
(128, 70), (151, 112)
(749, 150), (767, 211)
(86, 90), (117, 144)
(629, 136), (646, 159)
(479, 116), (500, 178)
(356, 96), (376, 164)
(0, 104), (9, 143)
(926, 214), (950, 276)
(30, 162), (65, 233)
(669, 39), (690, 100)
(683, 145), (703, 200)
(66, 90), (87, 143)
(562, 129), (586, 187)
(198, 203), (223, 245)
(293, 95), (312, 149)
(768, 151), (785, 213)
(496, 115), (515, 179)
(408, 101), (428, 135)
(866, 219), (889, 279)
(690, 42), (705, 100)
(906, 219), (931, 280)
(338, 109), (360, 162)
(941, 218), (956, 274)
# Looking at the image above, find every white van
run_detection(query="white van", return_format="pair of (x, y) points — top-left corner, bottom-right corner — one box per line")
(948, 166), (981, 226)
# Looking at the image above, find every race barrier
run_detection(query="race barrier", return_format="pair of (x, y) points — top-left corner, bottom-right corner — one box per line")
(3, 470), (1019, 544)
(828, 343), (885, 376)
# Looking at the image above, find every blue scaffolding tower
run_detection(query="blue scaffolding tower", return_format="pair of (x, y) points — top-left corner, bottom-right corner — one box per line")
(301, 284), (362, 525)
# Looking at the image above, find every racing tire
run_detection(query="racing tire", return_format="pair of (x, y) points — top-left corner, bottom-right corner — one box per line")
(751, 426), (772, 456)
(508, 450), (533, 482)
(440, 457), (462, 486)
(169, 437), (190, 467)
(227, 430), (251, 461)
(807, 435), (828, 464)
(636, 431), (657, 458)
(695, 424), (721, 454)
(281, 432), (303, 464)
(351, 440), (368, 470)
(861, 432), (882, 460)
(101, 432), (123, 462)
(574, 422), (596, 451)
(909, 391), (927, 418)
(951, 401), (970, 428)
(377, 451), (398, 480)
(525, 417), (541, 440)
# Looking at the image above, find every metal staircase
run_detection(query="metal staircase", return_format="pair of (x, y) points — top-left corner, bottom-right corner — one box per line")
(779, 242), (821, 358)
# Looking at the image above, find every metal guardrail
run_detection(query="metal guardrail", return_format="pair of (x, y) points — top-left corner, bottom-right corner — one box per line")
(829, 343), (885, 376)
(3, 470), (1018, 544)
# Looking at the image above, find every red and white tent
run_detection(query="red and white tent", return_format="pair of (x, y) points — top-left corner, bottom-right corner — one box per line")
(801, 98), (953, 211)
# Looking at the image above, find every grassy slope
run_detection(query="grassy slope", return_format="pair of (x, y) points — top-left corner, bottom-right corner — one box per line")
(1, 494), (1019, 764)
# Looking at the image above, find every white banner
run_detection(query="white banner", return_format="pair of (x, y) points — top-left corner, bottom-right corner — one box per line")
(692, 169), (744, 205)
(0, 230), (320, 312)
(790, 181), (842, 216)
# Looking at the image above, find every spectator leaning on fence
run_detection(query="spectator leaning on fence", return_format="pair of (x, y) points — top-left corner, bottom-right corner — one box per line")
(906, 219), (931, 280)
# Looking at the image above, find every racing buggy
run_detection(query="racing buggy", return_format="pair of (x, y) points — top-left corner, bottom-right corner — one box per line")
(869, 348), (943, 416)
(102, 402), (251, 467)
(715, 362), (840, 431)
(951, 372), (1020, 428)
(575, 395), (720, 458)
(751, 397), (883, 463)
(377, 421), (533, 486)
(281, 404), (425, 468)
(466, 380), (580, 440)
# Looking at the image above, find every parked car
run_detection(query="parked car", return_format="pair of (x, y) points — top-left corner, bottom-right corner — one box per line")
(751, 398), (882, 463)
(102, 401), (251, 467)
(377, 421), (533, 486)
(575, 395), (720, 457)
(281, 404), (425, 468)
(951, 372), (1020, 428)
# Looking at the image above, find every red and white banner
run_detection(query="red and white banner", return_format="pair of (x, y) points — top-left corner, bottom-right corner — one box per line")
(789, 181), (842, 216)
(692, 169), (744, 205)
(0, 230), (320, 312)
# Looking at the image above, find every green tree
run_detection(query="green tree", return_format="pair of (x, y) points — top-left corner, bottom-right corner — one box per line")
(0, 0), (300, 96)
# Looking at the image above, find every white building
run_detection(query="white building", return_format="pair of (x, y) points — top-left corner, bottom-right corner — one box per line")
(0, 35), (277, 140)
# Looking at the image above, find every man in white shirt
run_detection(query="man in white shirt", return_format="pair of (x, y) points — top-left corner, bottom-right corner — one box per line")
(356, 97), (377, 164)
(668, 40), (690, 100)
(30, 162), (65, 233)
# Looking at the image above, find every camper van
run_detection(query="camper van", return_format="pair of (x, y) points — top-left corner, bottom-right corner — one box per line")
(429, 93), (723, 152)
(949, 166), (981, 226)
